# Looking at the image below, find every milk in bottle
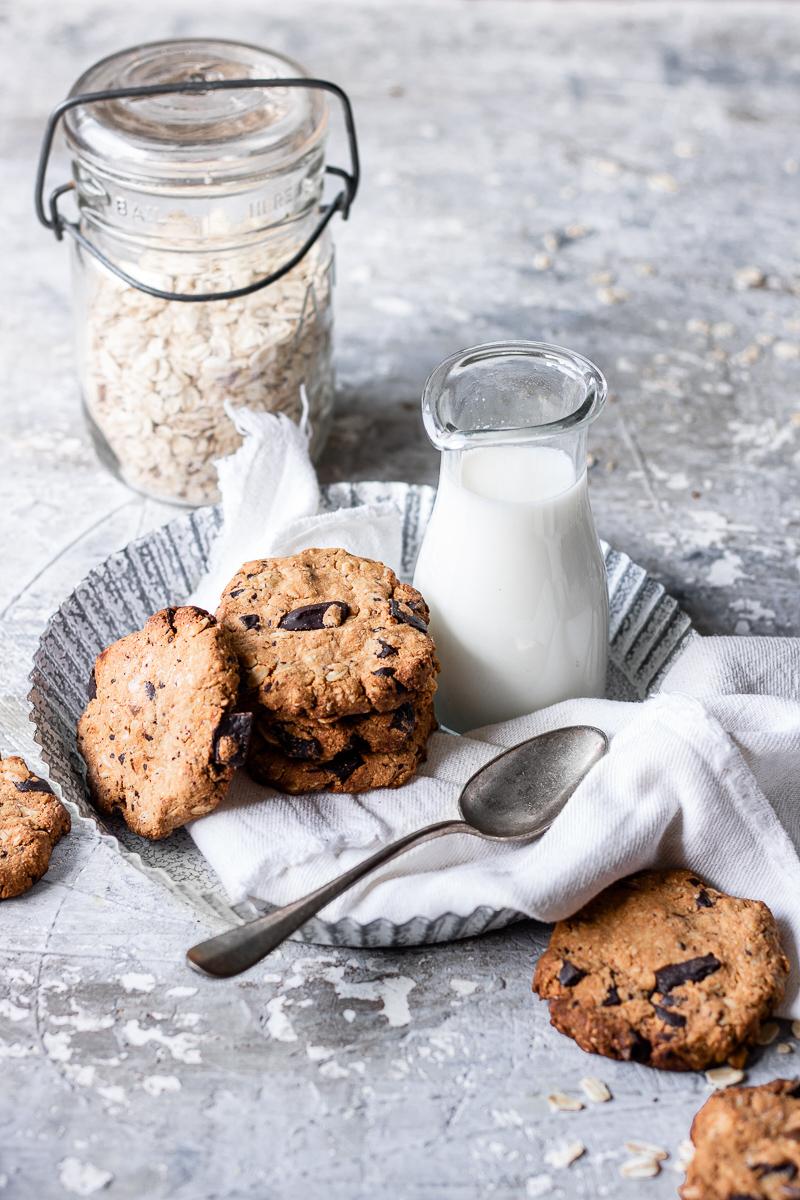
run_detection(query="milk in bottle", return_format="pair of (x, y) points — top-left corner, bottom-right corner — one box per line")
(413, 342), (608, 732)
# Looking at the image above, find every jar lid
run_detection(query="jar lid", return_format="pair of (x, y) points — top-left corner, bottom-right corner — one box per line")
(64, 38), (328, 185)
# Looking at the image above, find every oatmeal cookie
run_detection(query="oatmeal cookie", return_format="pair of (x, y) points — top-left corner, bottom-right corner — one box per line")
(0, 756), (70, 899)
(77, 606), (251, 839)
(533, 869), (788, 1071)
(258, 681), (437, 762)
(681, 1078), (800, 1199)
(217, 549), (439, 720)
(247, 701), (437, 794)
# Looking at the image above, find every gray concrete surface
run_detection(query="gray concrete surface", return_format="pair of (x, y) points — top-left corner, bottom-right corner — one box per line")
(1, 1), (799, 1196)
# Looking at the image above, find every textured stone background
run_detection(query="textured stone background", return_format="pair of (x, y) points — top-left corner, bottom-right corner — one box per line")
(1, 1), (798, 1197)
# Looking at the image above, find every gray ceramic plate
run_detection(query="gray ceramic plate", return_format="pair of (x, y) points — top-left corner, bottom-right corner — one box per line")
(29, 482), (696, 945)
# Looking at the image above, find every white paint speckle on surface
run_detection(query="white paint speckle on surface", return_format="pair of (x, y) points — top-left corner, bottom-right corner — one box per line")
(43, 1031), (73, 1063)
(121, 1020), (202, 1064)
(449, 978), (479, 996)
(525, 1176), (554, 1198)
(265, 996), (298, 1043)
(322, 967), (416, 1027)
(118, 973), (156, 994)
(58, 1158), (113, 1196)
(706, 551), (744, 588)
(142, 1075), (181, 1097)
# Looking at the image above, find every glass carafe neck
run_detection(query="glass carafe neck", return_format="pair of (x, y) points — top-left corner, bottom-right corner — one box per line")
(422, 341), (607, 454)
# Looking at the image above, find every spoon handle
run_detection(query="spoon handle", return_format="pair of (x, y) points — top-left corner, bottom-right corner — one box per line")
(186, 818), (475, 978)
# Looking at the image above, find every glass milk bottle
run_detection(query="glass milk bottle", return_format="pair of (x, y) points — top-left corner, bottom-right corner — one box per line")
(413, 341), (608, 732)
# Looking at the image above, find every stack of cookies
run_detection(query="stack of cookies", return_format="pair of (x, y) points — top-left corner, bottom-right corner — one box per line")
(216, 548), (440, 794)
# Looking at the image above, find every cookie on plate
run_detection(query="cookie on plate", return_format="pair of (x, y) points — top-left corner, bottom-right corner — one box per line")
(0, 756), (70, 899)
(257, 680), (438, 762)
(533, 869), (788, 1071)
(217, 548), (439, 720)
(77, 606), (252, 839)
(247, 701), (437, 794)
(680, 1078), (800, 1199)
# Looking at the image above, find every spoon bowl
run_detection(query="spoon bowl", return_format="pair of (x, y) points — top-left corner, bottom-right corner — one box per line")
(187, 725), (608, 978)
(459, 725), (608, 839)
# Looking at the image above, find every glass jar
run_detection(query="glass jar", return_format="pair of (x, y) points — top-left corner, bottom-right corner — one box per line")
(413, 341), (608, 732)
(47, 39), (354, 505)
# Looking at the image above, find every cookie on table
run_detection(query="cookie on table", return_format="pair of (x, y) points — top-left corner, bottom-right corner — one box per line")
(247, 702), (437, 794)
(532, 869), (788, 1071)
(217, 548), (439, 720)
(680, 1078), (800, 1200)
(77, 606), (252, 839)
(0, 756), (70, 899)
(258, 680), (438, 762)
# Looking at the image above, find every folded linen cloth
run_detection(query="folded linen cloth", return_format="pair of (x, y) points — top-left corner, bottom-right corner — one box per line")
(188, 410), (800, 1015)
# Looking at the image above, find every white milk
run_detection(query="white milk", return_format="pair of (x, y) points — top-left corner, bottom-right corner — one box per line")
(413, 444), (608, 732)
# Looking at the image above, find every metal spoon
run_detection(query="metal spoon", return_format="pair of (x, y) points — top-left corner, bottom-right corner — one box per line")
(186, 725), (608, 978)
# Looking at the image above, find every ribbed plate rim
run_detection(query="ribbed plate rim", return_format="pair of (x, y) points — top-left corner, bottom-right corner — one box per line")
(28, 482), (697, 945)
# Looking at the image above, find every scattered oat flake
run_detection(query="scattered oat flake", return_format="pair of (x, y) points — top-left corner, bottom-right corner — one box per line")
(620, 1156), (661, 1179)
(777, 1042), (794, 1054)
(625, 1140), (668, 1160)
(705, 1066), (745, 1088)
(544, 1141), (585, 1169)
(580, 1077), (611, 1103)
(547, 1092), (584, 1113)
(648, 172), (679, 193)
(596, 286), (628, 305)
(756, 1021), (780, 1045)
(533, 253), (552, 271)
(774, 340), (800, 361)
(792, 1020), (800, 1038)
(733, 265), (766, 290)
(676, 1139), (695, 1167)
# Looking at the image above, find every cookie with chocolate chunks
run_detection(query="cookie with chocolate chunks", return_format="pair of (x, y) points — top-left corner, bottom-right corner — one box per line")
(247, 702), (437, 794)
(77, 607), (251, 839)
(258, 680), (438, 762)
(217, 549), (439, 720)
(0, 756), (70, 899)
(681, 1078), (800, 1200)
(533, 869), (788, 1071)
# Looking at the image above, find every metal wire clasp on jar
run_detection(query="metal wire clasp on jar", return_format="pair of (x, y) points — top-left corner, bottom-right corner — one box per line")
(35, 38), (359, 506)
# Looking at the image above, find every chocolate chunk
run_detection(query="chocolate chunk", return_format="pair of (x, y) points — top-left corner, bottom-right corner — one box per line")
(390, 703), (416, 734)
(558, 960), (586, 987)
(688, 877), (703, 886)
(753, 1163), (798, 1180)
(213, 712), (253, 768)
(628, 1032), (652, 1063)
(376, 639), (398, 658)
(229, 588), (244, 598)
(658, 992), (682, 1008)
(144, 681), (156, 700)
(389, 599), (428, 633)
(653, 1003), (687, 1027)
(602, 984), (621, 1007)
(87, 669), (97, 700)
(326, 744), (365, 784)
(279, 601), (350, 631)
(117, 753), (126, 765)
(239, 614), (261, 630)
(788, 1082), (800, 1099)
(654, 954), (722, 994)
(372, 667), (396, 678)
(696, 888), (715, 908)
(13, 777), (53, 794)
(273, 728), (322, 761)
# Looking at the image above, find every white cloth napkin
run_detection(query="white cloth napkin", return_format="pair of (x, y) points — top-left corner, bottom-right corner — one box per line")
(189, 410), (800, 1015)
